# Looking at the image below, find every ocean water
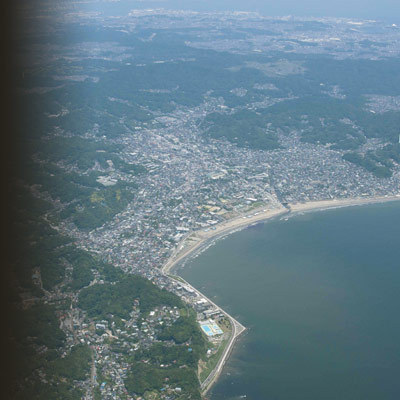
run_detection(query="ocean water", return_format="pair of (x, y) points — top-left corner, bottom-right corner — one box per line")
(180, 201), (400, 400)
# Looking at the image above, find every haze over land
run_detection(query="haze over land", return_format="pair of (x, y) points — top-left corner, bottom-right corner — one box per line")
(8, 1), (400, 399)
(78, 0), (400, 21)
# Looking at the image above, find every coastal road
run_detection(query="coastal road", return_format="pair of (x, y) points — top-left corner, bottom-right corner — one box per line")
(200, 314), (246, 393)
(161, 205), (289, 394)
(162, 205), (289, 275)
(166, 274), (246, 394)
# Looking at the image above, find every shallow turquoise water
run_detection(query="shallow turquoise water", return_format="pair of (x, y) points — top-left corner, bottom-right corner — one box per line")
(180, 201), (400, 400)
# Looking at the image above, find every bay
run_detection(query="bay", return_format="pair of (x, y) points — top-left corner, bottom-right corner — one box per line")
(180, 201), (400, 400)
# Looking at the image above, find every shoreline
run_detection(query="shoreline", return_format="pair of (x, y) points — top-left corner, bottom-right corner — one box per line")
(160, 194), (400, 396)
(162, 205), (289, 275)
(288, 194), (400, 214)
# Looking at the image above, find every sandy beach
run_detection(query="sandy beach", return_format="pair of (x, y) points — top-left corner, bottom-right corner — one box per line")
(289, 194), (400, 213)
(162, 205), (288, 275)
(161, 194), (400, 395)
(162, 194), (400, 276)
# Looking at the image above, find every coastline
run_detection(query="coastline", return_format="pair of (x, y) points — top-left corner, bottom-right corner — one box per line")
(288, 194), (400, 214)
(161, 194), (400, 396)
(162, 205), (289, 275)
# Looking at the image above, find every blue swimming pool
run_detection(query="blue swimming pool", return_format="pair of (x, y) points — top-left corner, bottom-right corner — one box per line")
(200, 324), (214, 336)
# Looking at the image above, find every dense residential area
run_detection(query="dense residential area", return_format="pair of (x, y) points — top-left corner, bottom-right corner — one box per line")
(7, 2), (400, 399)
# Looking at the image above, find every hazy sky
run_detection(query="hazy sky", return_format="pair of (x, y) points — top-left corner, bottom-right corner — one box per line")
(117, 0), (400, 21)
